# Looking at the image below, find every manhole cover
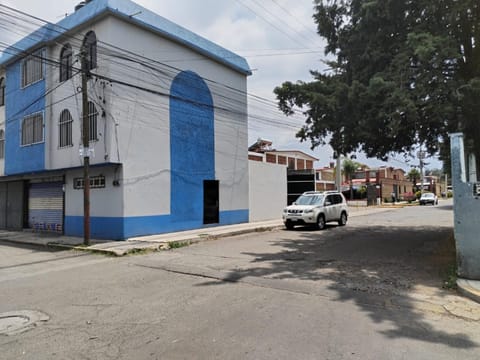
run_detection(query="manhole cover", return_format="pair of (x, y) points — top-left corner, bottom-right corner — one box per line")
(0, 310), (49, 336)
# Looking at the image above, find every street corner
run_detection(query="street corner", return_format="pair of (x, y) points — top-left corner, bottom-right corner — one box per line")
(457, 279), (480, 306)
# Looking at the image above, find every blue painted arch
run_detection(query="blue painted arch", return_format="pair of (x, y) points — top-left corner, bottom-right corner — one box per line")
(170, 70), (215, 224)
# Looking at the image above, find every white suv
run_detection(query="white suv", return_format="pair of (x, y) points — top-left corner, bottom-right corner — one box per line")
(282, 191), (348, 230)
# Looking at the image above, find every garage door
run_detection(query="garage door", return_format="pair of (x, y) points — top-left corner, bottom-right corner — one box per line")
(28, 182), (64, 233)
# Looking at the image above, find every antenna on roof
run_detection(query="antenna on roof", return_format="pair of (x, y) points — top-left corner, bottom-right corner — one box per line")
(129, 11), (142, 18)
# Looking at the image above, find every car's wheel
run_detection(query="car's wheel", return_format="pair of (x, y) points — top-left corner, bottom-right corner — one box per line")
(338, 212), (347, 226)
(285, 221), (294, 230)
(316, 214), (326, 230)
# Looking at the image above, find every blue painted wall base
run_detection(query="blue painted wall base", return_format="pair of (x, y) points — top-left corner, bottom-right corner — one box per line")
(64, 209), (249, 240)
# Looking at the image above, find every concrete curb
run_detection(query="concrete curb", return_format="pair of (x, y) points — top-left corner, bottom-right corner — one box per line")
(74, 224), (286, 257)
(457, 278), (480, 304)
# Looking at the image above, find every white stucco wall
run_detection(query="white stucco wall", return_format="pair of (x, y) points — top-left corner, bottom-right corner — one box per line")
(47, 22), (113, 171)
(65, 166), (123, 218)
(44, 13), (249, 223)
(100, 16), (249, 217)
(0, 70), (4, 176)
(249, 161), (287, 222)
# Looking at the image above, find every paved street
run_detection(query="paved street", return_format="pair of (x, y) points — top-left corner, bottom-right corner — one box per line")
(1, 200), (480, 359)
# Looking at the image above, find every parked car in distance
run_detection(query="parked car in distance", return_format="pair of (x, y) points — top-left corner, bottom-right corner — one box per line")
(282, 191), (348, 230)
(419, 192), (438, 205)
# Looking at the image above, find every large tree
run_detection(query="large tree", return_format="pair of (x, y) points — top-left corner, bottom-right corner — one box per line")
(275, 0), (480, 168)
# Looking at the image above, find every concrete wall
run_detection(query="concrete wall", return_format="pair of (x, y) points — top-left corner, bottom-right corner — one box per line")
(48, 24), (113, 171)
(249, 161), (287, 222)
(0, 69), (4, 176)
(64, 165), (124, 239)
(3, 12), (249, 239)
(5, 52), (46, 175)
(102, 16), (249, 236)
(450, 133), (480, 279)
(56, 15), (248, 238)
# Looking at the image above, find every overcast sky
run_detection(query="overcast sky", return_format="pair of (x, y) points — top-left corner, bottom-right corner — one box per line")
(0, 0), (441, 170)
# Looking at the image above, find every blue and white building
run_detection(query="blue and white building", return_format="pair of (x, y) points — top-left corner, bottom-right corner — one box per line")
(0, 0), (251, 239)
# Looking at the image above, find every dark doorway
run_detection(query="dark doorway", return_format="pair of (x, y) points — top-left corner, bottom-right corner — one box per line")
(204, 180), (219, 224)
(0, 181), (26, 230)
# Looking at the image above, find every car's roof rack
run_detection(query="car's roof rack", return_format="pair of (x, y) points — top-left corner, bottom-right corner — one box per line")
(302, 190), (339, 195)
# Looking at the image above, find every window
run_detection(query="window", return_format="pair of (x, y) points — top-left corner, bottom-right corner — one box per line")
(288, 157), (295, 169)
(82, 31), (97, 71)
(0, 77), (5, 106)
(87, 101), (98, 141)
(59, 44), (72, 82)
(22, 49), (44, 87)
(21, 113), (44, 146)
(0, 130), (4, 159)
(73, 175), (105, 189)
(59, 109), (73, 148)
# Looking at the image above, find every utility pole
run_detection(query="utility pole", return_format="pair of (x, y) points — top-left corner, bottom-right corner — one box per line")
(335, 151), (342, 192)
(81, 46), (90, 246)
(417, 150), (426, 195)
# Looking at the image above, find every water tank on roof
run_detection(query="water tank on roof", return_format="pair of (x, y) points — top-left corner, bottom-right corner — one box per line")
(74, 2), (86, 11)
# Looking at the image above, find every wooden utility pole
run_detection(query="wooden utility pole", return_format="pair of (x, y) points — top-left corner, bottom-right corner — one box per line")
(81, 46), (90, 246)
(335, 152), (342, 192)
(417, 150), (426, 195)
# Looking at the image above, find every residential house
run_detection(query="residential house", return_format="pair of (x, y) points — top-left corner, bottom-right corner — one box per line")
(316, 163), (336, 191)
(248, 138), (318, 204)
(350, 166), (414, 202)
(248, 138), (317, 170)
(0, 0), (251, 239)
(417, 175), (441, 195)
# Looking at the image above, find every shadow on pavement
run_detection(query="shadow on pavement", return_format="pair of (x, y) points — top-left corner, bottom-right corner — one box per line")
(197, 224), (477, 349)
(0, 239), (66, 253)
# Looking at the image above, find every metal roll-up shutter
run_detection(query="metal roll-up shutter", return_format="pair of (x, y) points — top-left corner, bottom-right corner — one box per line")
(28, 182), (64, 233)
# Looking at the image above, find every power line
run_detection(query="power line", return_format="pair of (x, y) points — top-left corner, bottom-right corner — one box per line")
(0, 4), (309, 136)
(0, 2), (311, 115)
(268, 0), (322, 43)
(234, 0), (312, 49)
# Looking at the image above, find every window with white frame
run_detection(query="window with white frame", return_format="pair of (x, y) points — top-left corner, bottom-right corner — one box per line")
(0, 77), (5, 106)
(0, 130), (4, 159)
(82, 31), (97, 71)
(73, 175), (105, 189)
(59, 44), (73, 82)
(22, 49), (44, 87)
(59, 109), (73, 148)
(21, 113), (43, 146)
(88, 101), (98, 142)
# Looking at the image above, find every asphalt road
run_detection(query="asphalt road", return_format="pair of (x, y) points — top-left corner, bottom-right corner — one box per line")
(1, 200), (479, 359)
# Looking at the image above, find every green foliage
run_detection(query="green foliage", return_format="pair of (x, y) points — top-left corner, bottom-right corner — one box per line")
(407, 168), (420, 184)
(342, 159), (358, 179)
(415, 190), (422, 199)
(342, 158), (358, 199)
(275, 0), (480, 161)
(169, 241), (189, 249)
(443, 263), (458, 290)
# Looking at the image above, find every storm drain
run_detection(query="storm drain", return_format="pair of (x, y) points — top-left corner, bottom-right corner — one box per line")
(0, 310), (49, 336)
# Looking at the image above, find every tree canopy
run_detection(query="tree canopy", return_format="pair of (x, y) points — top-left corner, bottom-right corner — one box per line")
(274, 0), (480, 163)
